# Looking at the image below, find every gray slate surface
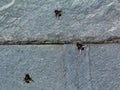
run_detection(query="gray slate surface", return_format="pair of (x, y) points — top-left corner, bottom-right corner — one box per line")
(0, 0), (120, 90)
(0, 45), (65, 90)
(0, 0), (120, 42)
(0, 45), (120, 90)
(90, 44), (120, 90)
(0, 45), (90, 90)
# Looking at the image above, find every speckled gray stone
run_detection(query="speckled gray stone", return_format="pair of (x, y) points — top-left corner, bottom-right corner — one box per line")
(63, 45), (92, 90)
(1, 44), (120, 90)
(0, 45), (91, 90)
(90, 44), (120, 90)
(0, 45), (65, 90)
(0, 0), (120, 42)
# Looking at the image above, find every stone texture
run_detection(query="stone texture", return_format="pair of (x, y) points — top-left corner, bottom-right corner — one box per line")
(0, 0), (120, 42)
(63, 45), (92, 90)
(1, 44), (120, 90)
(0, 45), (91, 90)
(0, 1), (120, 90)
(90, 44), (120, 90)
(0, 45), (65, 90)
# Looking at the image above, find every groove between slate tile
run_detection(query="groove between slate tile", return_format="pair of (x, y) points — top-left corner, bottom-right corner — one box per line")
(0, 38), (120, 45)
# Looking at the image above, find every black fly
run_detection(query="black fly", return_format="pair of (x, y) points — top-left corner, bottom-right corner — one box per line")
(76, 42), (87, 53)
(54, 10), (62, 20)
(23, 74), (33, 83)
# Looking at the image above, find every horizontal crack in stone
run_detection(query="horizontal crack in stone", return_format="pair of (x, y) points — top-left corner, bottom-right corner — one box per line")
(0, 38), (120, 45)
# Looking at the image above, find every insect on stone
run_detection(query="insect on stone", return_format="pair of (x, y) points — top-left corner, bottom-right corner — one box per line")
(23, 74), (33, 83)
(54, 10), (62, 19)
(76, 42), (87, 53)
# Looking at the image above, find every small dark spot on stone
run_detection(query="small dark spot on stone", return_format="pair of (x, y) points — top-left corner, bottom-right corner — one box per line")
(24, 74), (33, 83)
(54, 10), (62, 19)
(76, 42), (86, 51)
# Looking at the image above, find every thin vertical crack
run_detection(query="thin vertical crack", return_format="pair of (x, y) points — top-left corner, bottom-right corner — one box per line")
(88, 45), (94, 90)
(62, 45), (68, 89)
